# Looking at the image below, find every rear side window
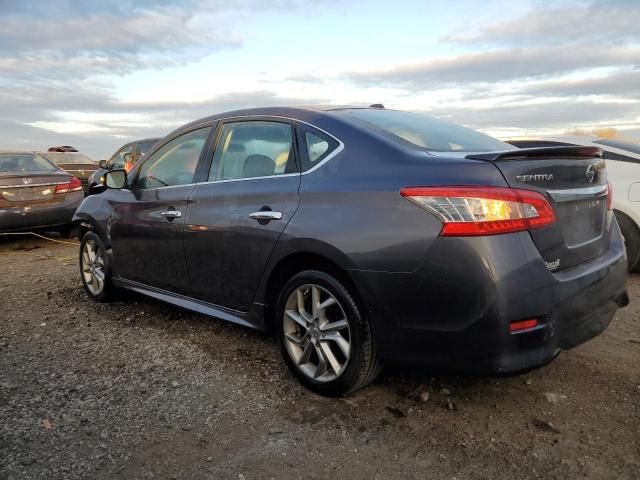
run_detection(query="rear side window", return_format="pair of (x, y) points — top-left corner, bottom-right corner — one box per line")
(299, 129), (340, 172)
(209, 121), (296, 181)
(340, 109), (513, 153)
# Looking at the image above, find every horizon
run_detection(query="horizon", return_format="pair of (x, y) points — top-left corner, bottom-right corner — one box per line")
(1, 0), (638, 159)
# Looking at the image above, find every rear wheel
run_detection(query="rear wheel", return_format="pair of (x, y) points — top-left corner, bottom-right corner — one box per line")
(276, 270), (382, 396)
(79, 231), (114, 302)
(614, 211), (640, 271)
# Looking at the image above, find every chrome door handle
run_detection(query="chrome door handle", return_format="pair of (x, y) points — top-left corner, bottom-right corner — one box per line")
(249, 211), (282, 221)
(161, 210), (182, 219)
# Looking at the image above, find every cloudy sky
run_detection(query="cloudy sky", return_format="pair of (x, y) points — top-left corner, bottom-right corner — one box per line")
(1, 0), (638, 159)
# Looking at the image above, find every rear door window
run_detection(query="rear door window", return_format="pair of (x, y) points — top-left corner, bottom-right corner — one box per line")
(208, 121), (297, 181)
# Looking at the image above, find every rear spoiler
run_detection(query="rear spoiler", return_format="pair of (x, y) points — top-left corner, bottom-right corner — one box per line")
(466, 146), (603, 162)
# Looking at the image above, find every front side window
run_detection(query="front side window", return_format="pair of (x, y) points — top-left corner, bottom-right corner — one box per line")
(136, 127), (211, 189)
(209, 121), (295, 181)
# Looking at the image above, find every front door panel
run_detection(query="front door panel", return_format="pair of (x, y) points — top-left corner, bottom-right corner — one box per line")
(110, 186), (194, 292)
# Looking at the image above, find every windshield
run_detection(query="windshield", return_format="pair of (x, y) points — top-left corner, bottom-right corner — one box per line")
(594, 139), (640, 155)
(339, 109), (513, 153)
(42, 152), (94, 164)
(0, 153), (57, 172)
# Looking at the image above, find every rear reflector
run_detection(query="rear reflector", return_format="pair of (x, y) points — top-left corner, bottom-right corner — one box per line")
(54, 176), (83, 194)
(509, 318), (539, 333)
(400, 186), (556, 236)
(607, 181), (613, 210)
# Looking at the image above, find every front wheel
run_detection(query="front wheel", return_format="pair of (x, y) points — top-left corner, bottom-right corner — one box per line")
(79, 231), (114, 302)
(276, 270), (382, 396)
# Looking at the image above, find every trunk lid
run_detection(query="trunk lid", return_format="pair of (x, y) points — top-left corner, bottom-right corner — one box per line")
(0, 172), (68, 204)
(466, 146), (609, 271)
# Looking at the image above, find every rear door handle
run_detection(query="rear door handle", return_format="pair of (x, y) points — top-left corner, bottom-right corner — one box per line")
(161, 210), (182, 219)
(249, 211), (282, 221)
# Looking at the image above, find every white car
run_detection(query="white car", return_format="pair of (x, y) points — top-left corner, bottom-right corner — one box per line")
(505, 136), (640, 271)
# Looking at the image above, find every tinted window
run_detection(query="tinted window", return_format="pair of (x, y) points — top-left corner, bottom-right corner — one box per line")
(0, 154), (57, 172)
(340, 109), (513, 152)
(136, 127), (211, 189)
(209, 121), (295, 181)
(42, 152), (94, 164)
(108, 144), (134, 169)
(594, 139), (640, 155)
(300, 129), (340, 172)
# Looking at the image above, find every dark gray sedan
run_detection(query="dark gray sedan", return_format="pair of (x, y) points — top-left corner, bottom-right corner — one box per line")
(0, 151), (84, 236)
(72, 106), (628, 396)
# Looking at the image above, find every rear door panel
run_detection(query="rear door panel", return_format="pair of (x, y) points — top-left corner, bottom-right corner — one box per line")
(183, 176), (300, 311)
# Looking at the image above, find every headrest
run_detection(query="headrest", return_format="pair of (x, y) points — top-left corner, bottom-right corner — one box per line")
(243, 154), (275, 178)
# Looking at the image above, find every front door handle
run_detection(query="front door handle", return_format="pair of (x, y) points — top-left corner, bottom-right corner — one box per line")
(161, 210), (182, 219)
(249, 211), (282, 221)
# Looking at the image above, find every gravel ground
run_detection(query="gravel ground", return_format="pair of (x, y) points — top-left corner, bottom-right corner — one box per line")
(0, 235), (639, 480)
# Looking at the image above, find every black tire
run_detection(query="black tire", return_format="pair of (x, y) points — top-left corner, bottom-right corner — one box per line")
(614, 211), (640, 271)
(79, 231), (114, 302)
(276, 270), (382, 396)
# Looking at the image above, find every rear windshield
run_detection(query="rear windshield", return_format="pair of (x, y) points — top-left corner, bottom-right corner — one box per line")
(594, 139), (640, 155)
(137, 140), (158, 155)
(42, 152), (94, 164)
(0, 154), (57, 172)
(339, 109), (513, 153)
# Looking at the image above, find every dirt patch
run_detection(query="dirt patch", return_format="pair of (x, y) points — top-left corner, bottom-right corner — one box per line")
(1, 235), (639, 479)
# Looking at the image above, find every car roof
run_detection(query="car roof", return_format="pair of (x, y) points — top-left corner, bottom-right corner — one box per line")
(177, 105), (377, 131)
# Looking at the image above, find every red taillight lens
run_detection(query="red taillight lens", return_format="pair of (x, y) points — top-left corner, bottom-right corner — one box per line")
(607, 181), (613, 210)
(54, 176), (83, 194)
(400, 186), (556, 236)
(510, 318), (539, 333)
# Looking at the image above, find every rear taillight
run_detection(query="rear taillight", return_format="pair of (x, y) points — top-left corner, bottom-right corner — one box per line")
(400, 186), (556, 236)
(607, 181), (613, 210)
(54, 176), (83, 194)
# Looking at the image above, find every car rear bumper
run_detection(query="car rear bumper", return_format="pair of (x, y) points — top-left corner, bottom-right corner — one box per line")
(0, 191), (83, 232)
(354, 223), (628, 373)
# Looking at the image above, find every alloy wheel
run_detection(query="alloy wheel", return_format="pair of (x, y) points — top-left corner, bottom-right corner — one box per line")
(283, 284), (352, 382)
(81, 239), (106, 296)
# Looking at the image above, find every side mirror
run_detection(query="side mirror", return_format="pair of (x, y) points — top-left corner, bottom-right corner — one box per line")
(101, 169), (127, 189)
(98, 159), (107, 169)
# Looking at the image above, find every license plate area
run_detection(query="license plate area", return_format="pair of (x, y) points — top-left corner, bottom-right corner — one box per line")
(1, 186), (56, 202)
(557, 198), (606, 247)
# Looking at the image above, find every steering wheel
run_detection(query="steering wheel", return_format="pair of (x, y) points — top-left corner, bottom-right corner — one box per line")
(145, 175), (169, 187)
